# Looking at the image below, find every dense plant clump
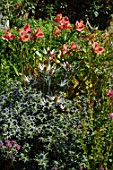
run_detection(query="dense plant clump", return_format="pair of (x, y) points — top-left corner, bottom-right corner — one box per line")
(0, 13), (113, 170)
(0, 14), (113, 97)
(0, 81), (113, 170)
(0, 81), (87, 169)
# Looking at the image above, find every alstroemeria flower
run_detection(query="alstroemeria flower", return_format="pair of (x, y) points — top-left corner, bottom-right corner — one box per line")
(2, 30), (16, 41)
(54, 14), (71, 30)
(57, 16), (71, 30)
(18, 30), (31, 41)
(23, 23), (32, 33)
(54, 13), (63, 22)
(18, 24), (32, 41)
(64, 22), (72, 29)
(70, 42), (77, 50)
(57, 21), (71, 30)
(33, 28), (44, 40)
(93, 42), (104, 54)
(75, 20), (85, 32)
(59, 44), (68, 53)
(53, 28), (61, 37)
(109, 113), (113, 118)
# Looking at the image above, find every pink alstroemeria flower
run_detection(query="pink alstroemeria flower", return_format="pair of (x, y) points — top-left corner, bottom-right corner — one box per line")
(33, 28), (44, 40)
(18, 23), (32, 41)
(23, 23), (32, 33)
(57, 16), (71, 30)
(61, 21), (71, 30)
(18, 30), (31, 41)
(59, 44), (68, 54)
(93, 42), (104, 54)
(109, 113), (113, 118)
(75, 20), (85, 32)
(54, 13), (63, 22)
(2, 30), (16, 41)
(53, 28), (61, 37)
(54, 14), (71, 30)
(70, 42), (77, 50)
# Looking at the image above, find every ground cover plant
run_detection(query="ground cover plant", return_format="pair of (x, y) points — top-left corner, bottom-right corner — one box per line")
(0, 13), (113, 170)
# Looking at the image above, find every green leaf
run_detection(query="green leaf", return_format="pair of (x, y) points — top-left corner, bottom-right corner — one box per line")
(13, 65), (19, 76)
(8, 61), (19, 76)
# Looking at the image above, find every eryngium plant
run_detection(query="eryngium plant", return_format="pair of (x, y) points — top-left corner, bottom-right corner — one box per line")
(0, 81), (113, 170)
(0, 81), (86, 170)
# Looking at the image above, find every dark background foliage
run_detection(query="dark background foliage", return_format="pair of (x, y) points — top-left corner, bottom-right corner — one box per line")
(0, 0), (113, 30)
